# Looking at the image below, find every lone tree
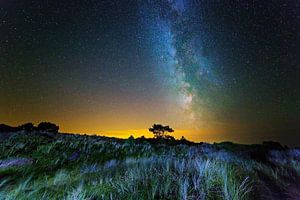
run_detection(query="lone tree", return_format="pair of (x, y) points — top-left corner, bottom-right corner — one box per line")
(37, 122), (59, 133)
(149, 124), (174, 139)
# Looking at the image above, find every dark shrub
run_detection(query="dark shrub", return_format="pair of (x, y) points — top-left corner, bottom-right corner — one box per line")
(18, 123), (34, 132)
(136, 136), (148, 144)
(164, 135), (175, 141)
(0, 124), (18, 132)
(179, 136), (190, 144)
(126, 135), (135, 145)
(37, 122), (59, 133)
(262, 141), (284, 150)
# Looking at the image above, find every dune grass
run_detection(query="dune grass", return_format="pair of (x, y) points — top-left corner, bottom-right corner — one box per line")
(0, 131), (299, 199)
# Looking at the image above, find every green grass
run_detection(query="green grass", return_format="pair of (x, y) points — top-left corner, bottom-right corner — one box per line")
(0, 131), (299, 199)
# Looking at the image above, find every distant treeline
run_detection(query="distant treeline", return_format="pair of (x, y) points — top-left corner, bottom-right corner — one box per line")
(0, 122), (59, 133)
(0, 122), (289, 149)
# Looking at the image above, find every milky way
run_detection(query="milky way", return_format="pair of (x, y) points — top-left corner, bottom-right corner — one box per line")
(140, 0), (297, 133)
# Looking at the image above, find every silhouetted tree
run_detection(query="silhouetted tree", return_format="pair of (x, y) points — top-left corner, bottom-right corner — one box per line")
(149, 124), (174, 139)
(18, 123), (34, 132)
(37, 122), (59, 133)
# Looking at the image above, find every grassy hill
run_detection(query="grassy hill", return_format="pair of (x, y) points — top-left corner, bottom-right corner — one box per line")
(0, 130), (299, 200)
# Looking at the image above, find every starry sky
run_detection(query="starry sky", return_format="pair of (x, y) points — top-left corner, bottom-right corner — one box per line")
(0, 0), (298, 145)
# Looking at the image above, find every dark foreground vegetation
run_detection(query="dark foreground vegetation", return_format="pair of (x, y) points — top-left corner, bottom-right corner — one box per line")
(0, 123), (299, 200)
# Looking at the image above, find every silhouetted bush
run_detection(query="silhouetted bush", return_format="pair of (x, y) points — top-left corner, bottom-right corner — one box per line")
(179, 136), (190, 144)
(164, 135), (175, 141)
(136, 136), (149, 144)
(262, 141), (284, 150)
(0, 124), (18, 132)
(37, 122), (59, 133)
(18, 123), (34, 132)
(126, 135), (135, 145)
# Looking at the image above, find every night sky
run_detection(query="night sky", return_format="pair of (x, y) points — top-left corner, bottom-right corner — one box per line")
(0, 0), (298, 145)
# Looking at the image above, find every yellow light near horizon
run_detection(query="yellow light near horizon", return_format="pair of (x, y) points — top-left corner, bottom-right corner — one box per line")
(61, 128), (230, 144)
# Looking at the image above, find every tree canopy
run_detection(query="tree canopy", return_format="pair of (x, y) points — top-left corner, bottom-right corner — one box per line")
(149, 124), (174, 139)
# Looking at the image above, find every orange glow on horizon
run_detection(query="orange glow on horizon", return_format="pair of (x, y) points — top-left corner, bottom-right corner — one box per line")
(60, 128), (232, 144)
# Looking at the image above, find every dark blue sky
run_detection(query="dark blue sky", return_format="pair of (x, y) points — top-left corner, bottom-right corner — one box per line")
(0, 0), (298, 145)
